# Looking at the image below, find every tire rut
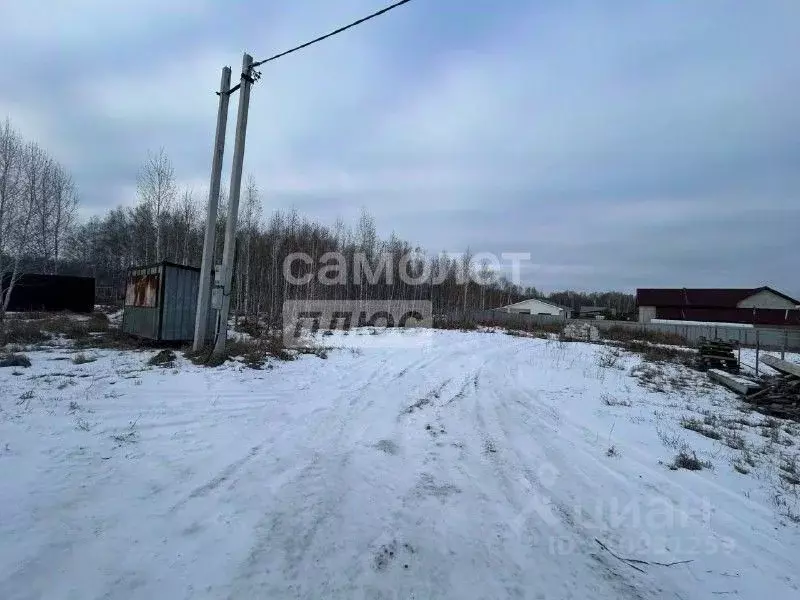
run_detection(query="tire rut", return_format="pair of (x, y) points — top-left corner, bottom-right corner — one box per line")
(170, 444), (263, 512)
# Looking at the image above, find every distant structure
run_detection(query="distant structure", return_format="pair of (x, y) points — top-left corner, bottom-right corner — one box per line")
(122, 262), (214, 342)
(498, 298), (570, 318)
(636, 287), (800, 326)
(1, 273), (95, 313)
(577, 305), (616, 319)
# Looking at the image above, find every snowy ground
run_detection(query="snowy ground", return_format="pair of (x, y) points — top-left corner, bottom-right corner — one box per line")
(2, 329), (800, 599)
(739, 347), (800, 377)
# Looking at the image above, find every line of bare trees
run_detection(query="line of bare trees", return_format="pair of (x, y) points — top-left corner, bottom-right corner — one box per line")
(70, 155), (635, 322)
(61, 147), (536, 318)
(67, 173), (534, 322)
(1, 128), (634, 322)
(0, 119), (78, 320)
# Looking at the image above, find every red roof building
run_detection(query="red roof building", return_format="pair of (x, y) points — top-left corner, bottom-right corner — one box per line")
(636, 287), (800, 326)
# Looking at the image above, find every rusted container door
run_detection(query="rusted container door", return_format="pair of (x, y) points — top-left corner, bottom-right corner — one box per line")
(122, 264), (163, 339)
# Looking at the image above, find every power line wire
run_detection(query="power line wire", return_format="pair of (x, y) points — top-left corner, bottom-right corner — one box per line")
(252, 0), (415, 68)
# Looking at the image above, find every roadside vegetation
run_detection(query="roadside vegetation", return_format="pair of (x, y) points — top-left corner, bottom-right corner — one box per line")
(0, 311), (110, 346)
(186, 333), (328, 369)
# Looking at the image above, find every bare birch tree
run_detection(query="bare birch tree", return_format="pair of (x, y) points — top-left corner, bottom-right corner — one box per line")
(0, 139), (39, 315)
(177, 188), (198, 265)
(0, 119), (22, 322)
(237, 175), (262, 315)
(137, 148), (176, 262)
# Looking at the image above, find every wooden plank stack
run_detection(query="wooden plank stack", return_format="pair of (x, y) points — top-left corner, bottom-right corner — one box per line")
(697, 337), (739, 373)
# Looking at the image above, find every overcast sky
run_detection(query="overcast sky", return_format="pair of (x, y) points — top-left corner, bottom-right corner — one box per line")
(1, 0), (798, 295)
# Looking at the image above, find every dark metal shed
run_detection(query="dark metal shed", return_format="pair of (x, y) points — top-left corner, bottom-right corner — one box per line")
(2, 273), (95, 313)
(122, 262), (214, 342)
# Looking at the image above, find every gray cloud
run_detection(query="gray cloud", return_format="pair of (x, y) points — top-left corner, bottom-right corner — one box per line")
(1, 0), (798, 295)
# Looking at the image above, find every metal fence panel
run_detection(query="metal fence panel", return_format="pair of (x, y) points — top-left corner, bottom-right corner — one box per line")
(466, 310), (800, 352)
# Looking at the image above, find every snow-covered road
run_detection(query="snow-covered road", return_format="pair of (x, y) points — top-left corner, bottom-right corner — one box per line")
(2, 330), (799, 599)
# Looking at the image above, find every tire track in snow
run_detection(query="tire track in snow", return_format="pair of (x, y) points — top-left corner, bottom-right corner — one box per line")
(161, 354), (394, 520)
(444, 373), (478, 406)
(401, 378), (452, 415)
(458, 350), (657, 599)
(1, 332), (687, 599)
(225, 348), (413, 597)
(169, 444), (264, 512)
(227, 452), (357, 597)
(227, 337), (490, 598)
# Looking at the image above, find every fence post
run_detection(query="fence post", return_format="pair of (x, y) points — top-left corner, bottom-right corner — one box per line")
(782, 329), (788, 360)
(755, 329), (760, 376)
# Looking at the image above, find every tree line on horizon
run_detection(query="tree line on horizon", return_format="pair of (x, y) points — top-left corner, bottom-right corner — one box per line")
(1, 120), (635, 323)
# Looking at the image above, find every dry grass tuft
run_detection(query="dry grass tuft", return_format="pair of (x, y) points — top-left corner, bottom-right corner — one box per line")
(670, 450), (711, 471)
(0, 353), (31, 368)
(72, 352), (96, 365)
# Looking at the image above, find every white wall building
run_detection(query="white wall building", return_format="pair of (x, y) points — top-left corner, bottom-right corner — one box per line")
(498, 298), (569, 318)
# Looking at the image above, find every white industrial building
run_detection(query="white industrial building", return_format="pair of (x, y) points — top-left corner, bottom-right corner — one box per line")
(498, 298), (569, 318)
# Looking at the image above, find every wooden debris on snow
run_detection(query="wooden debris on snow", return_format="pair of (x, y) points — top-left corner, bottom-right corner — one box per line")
(761, 354), (800, 379)
(708, 369), (760, 396)
(707, 354), (800, 422)
(743, 374), (800, 421)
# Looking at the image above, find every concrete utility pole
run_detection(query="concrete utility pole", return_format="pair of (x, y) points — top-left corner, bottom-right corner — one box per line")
(213, 53), (254, 358)
(193, 66), (232, 352)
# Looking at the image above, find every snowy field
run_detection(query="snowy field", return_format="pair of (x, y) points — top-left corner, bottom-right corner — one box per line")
(2, 329), (800, 599)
